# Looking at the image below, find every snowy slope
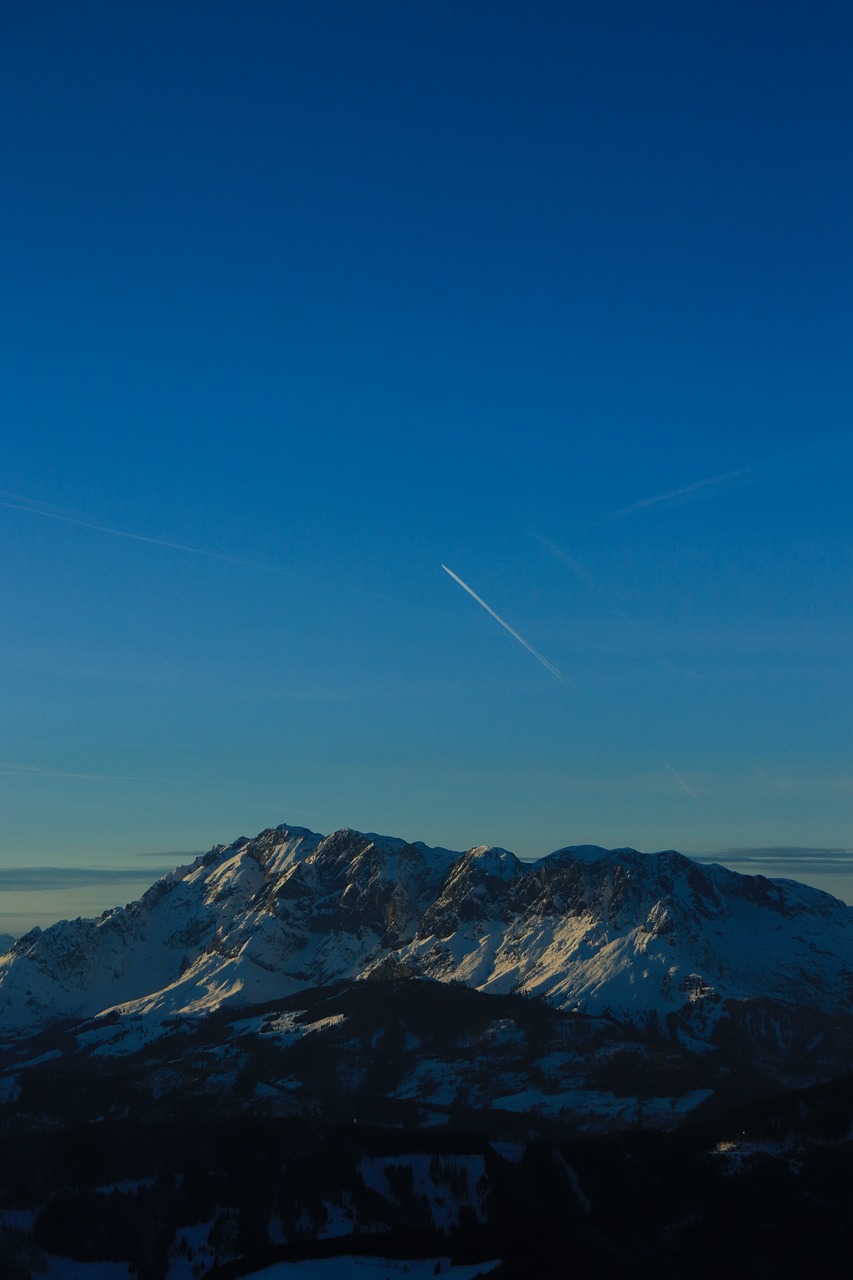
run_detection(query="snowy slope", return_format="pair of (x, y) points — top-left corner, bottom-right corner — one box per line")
(2, 822), (853, 1073)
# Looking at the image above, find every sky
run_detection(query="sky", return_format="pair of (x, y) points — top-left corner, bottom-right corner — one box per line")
(1, 0), (851, 934)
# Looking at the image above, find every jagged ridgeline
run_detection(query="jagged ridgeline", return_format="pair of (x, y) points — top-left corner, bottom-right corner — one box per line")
(2, 821), (853, 1136)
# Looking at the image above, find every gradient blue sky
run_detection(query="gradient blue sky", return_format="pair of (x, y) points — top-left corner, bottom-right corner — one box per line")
(1, 1), (851, 933)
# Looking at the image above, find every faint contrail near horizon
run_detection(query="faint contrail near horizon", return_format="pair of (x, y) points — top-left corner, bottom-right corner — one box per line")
(441, 564), (567, 685)
(0, 493), (285, 574)
(661, 758), (701, 801)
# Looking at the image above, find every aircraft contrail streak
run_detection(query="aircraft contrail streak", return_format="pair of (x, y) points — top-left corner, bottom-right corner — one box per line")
(661, 758), (701, 801)
(599, 464), (753, 524)
(595, 437), (853, 526)
(530, 531), (592, 584)
(0, 495), (283, 574)
(441, 564), (566, 684)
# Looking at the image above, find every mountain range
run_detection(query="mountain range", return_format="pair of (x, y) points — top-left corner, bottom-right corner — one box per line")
(3, 822), (853, 1116)
(4, 820), (853, 1277)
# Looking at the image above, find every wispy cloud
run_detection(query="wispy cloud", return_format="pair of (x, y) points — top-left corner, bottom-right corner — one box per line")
(0, 866), (172, 891)
(441, 564), (567, 685)
(0, 763), (161, 782)
(134, 850), (205, 860)
(692, 847), (853, 883)
(0, 491), (286, 575)
(697, 846), (853, 865)
(661, 758), (701, 801)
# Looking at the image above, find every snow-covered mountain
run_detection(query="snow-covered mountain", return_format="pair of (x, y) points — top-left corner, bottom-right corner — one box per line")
(3, 821), (853, 1089)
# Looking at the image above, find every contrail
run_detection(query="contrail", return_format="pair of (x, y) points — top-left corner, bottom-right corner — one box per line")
(0, 493), (285, 574)
(661, 758), (701, 801)
(596, 435), (852, 526)
(441, 564), (566, 684)
(599, 464), (753, 525)
(530, 531), (592, 584)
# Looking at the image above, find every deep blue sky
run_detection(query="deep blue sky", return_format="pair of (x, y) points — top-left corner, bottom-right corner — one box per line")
(1, 1), (851, 931)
